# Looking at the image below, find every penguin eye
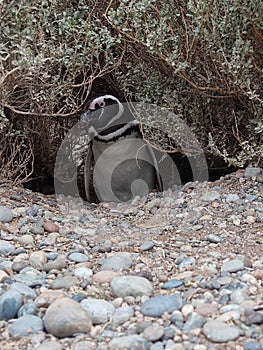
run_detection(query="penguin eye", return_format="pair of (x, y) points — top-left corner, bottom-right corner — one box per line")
(99, 101), (105, 108)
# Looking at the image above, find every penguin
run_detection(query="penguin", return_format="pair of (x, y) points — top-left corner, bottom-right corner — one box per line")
(80, 94), (163, 203)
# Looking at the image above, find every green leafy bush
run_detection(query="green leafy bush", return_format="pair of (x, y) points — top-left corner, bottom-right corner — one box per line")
(0, 0), (262, 182)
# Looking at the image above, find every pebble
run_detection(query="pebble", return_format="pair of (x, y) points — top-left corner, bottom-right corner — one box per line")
(108, 335), (149, 350)
(100, 252), (133, 271)
(68, 252), (89, 262)
(221, 259), (244, 273)
(0, 240), (15, 255)
(161, 279), (183, 289)
(0, 205), (13, 222)
(110, 275), (153, 297)
(0, 167), (262, 349)
(139, 241), (155, 251)
(203, 319), (241, 342)
(0, 290), (23, 320)
(35, 341), (62, 350)
(141, 295), (183, 317)
(51, 276), (79, 290)
(143, 324), (165, 341)
(43, 221), (59, 233)
(80, 298), (115, 324)
(10, 314), (43, 336)
(43, 297), (92, 338)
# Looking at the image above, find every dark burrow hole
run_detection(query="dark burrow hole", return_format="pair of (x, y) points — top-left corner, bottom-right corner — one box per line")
(24, 154), (237, 197)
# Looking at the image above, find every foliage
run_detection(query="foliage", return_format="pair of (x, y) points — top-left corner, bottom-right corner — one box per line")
(0, 0), (262, 182)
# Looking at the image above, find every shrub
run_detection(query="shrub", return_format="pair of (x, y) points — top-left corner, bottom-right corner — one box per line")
(0, 0), (262, 183)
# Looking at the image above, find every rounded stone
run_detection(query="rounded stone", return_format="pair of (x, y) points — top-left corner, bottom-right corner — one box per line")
(221, 260), (244, 273)
(18, 234), (35, 245)
(71, 341), (96, 350)
(141, 295), (183, 317)
(51, 276), (79, 290)
(108, 335), (149, 350)
(92, 270), (120, 284)
(68, 252), (89, 263)
(80, 298), (115, 324)
(203, 319), (241, 342)
(10, 315), (43, 336)
(143, 325), (165, 342)
(100, 252), (133, 271)
(0, 290), (23, 321)
(35, 341), (62, 350)
(43, 221), (59, 233)
(0, 240), (15, 256)
(110, 275), (153, 297)
(43, 297), (92, 338)
(0, 206), (13, 222)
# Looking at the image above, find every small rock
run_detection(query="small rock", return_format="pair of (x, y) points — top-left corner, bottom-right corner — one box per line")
(31, 225), (45, 235)
(81, 298), (115, 324)
(139, 241), (155, 251)
(92, 270), (120, 284)
(111, 275), (153, 297)
(10, 282), (37, 299)
(68, 252), (89, 263)
(195, 303), (218, 317)
(203, 319), (241, 342)
(17, 301), (37, 317)
(74, 267), (93, 279)
(225, 194), (240, 203)
(13, 267), (46, 287)
(0, 240), (15, 255)
(43, 297), (92, 338)
(35, 290), (66, 307)
(230, 289), (248, 304)
(26, 205), (39, 217)
(243, 341), (263, 350)
(18, 234), (35, 245)
(43, 221), (59, 233)
(244, 166), (261, 178)
(161, 279), (183, 290)
(141, 295), (183, 317)
(200, 191), (220, 202)
(30, 251), (47, 265)
(111, 306), (134, 326)
(0, 206), (13, 222)
(206, 234), (223, 243)
(108, 335), (149, 350)
(51, 276), (79, 290)
(184, 312), (206, 330)
(0, 270), (9, 282)
(10, 315), (43, 336)
(35, 341), (62, 350)
(143, 324), (164, 342)
(44, 255), (67, 272)
(71, 341), (96, 350)
(100, 252), (133, 271)
(0, 290), (23, 321)
(221, 259), (244, 273)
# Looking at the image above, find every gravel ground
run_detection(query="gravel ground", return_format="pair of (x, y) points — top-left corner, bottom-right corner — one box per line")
(0, 166), (262, 350)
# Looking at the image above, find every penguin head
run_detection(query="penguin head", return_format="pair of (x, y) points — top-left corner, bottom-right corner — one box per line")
(80, 95), (124, 128)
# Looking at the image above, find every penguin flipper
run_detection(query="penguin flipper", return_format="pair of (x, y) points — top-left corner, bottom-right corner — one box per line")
(84, 143), (93, 202)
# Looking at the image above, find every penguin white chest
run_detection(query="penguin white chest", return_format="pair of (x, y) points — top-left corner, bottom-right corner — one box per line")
(92, 135), (156, 202)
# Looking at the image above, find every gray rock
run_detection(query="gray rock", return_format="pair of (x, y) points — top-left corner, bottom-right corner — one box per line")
(206, 234), (223, 243)
(13, 267), (46, 287)
(10, 282), (37, 299)
(71, 341), (96, 350)
(141, 295), (183, 317)
(143, 324), (165, 342)
(26, 204), (39, 216)
(111, 275), (153, 297)
(183, 312), (206, 330)
(139, 241), (155, 251)
(230, 289), (248, 304)
(80, 298), (115, 324)
(0, 240), (15, 255)
(43, 297), (92, 338)
(100, 252), (133, 271)
(35, 341), (62, 350)
(108, 335), (149, 350)
(68, 252), (89, 263)
(243, 341), (263, 350)
(111, 306), (134, 326)
(51, 276), (79, 290)
(18, 234), (35, 245)
(44, 255), (67, 272)
(244, 166), (261, 178)
(73, 267), (93, 279)
(203, 319), (241, 342)
(226, 194), (240, 203)
(0, 206), (13, 222)
(200, 191), (220, 202)
(0, 290), (23, 321)
(17, 301), (37, 317)
(31, 225), (45, 235)
(10, 315), (43, 336)
(221, 260), (244, 273)
(161, 279), (183, 289)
